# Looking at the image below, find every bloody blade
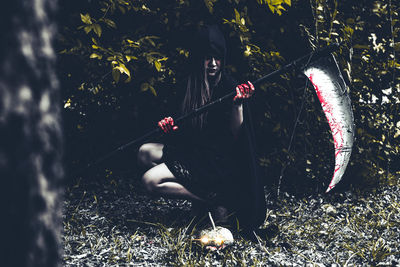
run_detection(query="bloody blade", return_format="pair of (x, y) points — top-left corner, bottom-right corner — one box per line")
(303, 54), (355, 192)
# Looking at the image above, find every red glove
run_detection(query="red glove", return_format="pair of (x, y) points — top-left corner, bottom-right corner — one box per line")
(158, 116), (178, 133)
(233, 81), (255, 103)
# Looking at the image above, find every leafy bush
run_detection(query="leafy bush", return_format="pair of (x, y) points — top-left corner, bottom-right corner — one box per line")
(58, 0), (400, 194)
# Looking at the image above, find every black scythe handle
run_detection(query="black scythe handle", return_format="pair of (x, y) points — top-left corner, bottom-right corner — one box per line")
(86, 43), (340, 170)
(252, 42), (340, 85)
(172, 42), (340, 124)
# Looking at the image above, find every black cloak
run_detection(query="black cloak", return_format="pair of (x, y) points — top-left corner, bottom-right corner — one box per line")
(163, 25), (266, 230)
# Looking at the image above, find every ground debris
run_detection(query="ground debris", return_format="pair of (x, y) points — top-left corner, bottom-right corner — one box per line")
(63, 177), (400, 266)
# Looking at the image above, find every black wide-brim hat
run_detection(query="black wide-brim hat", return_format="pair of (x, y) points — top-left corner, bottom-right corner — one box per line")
(190, 25), (227, 64)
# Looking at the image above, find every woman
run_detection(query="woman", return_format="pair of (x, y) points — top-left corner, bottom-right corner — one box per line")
(137, 25), (265, 230)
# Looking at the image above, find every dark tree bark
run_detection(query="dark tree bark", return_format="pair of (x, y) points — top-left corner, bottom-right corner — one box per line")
(0, 0), (63, 266)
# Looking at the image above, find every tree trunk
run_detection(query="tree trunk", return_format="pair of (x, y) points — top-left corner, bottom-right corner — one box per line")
(0, 0), (63, 266)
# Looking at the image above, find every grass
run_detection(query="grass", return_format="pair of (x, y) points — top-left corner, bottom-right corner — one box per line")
(63, 173), (400, 266)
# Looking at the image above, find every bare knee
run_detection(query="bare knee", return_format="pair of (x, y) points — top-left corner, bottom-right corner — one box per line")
(141, 163), (175, 194)
(137, 143), (163, 168)
(137, 144), (151, 167)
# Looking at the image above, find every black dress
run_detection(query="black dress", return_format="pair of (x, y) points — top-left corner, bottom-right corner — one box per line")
(162, 72), (266, 230)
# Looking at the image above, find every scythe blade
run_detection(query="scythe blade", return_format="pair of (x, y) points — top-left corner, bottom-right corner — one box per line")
(302, 54), (355, 192)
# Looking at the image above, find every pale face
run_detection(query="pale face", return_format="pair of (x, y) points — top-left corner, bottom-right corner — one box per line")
(204, 55), (222, 78)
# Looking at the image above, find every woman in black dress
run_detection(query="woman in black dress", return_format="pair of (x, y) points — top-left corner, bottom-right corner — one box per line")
(137, 25), (265, 230)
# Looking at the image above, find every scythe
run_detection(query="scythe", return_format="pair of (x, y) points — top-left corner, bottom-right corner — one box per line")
(303, 54), (355, 192)
(83, 43), (355, 192)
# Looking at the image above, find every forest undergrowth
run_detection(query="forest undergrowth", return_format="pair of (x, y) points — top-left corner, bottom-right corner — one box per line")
(63, 172), (400, 266)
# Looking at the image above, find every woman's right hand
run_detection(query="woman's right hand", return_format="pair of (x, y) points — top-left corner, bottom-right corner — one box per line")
(233, 81), (255, 103)
(158, 116), (178, 133)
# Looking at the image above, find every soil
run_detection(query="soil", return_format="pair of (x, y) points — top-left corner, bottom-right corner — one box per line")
(63, 173), (400, 266)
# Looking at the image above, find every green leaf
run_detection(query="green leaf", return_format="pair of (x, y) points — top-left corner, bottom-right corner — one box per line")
(154, 60), (161, 72)
(125, 55), (138, 62)
(117, 0), (130, 5)
(344, 26), (354, 36)
(204, 0), (214, 13)
(126, 39), (140, 47)
(103, 18), (117, 28)
(119, 5), (126, 14)
(89, 53), (102, 59)
(114, 63), (131, 79)
(84, 25), (92, 34)
(80, 13), (92, 25)
(234, 9), (240, 23)
(149, 85), (157, 96)
(93, 24), (102, 37)
(147, 37), (156, 47)
(267, 3), (275, 13)
(353, 44), (369, 49)
(113, 63), (131, 83)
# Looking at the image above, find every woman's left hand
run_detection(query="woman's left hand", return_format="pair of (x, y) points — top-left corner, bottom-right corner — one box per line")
(233, 81), (255, 103)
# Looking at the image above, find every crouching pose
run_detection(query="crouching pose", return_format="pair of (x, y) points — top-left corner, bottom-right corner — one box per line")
(137, 25), (266, 231)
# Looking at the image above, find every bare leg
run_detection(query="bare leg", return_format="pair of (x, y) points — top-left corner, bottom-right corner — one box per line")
(137, 143), (164, 168)
(137, 144), (230, 222)
(142, 163), (204, 202)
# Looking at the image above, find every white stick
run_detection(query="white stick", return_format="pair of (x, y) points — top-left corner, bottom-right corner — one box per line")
(208, 212), (216, 230)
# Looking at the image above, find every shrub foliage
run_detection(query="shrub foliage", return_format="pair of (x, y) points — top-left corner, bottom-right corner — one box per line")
(58, 0), (400, 194)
